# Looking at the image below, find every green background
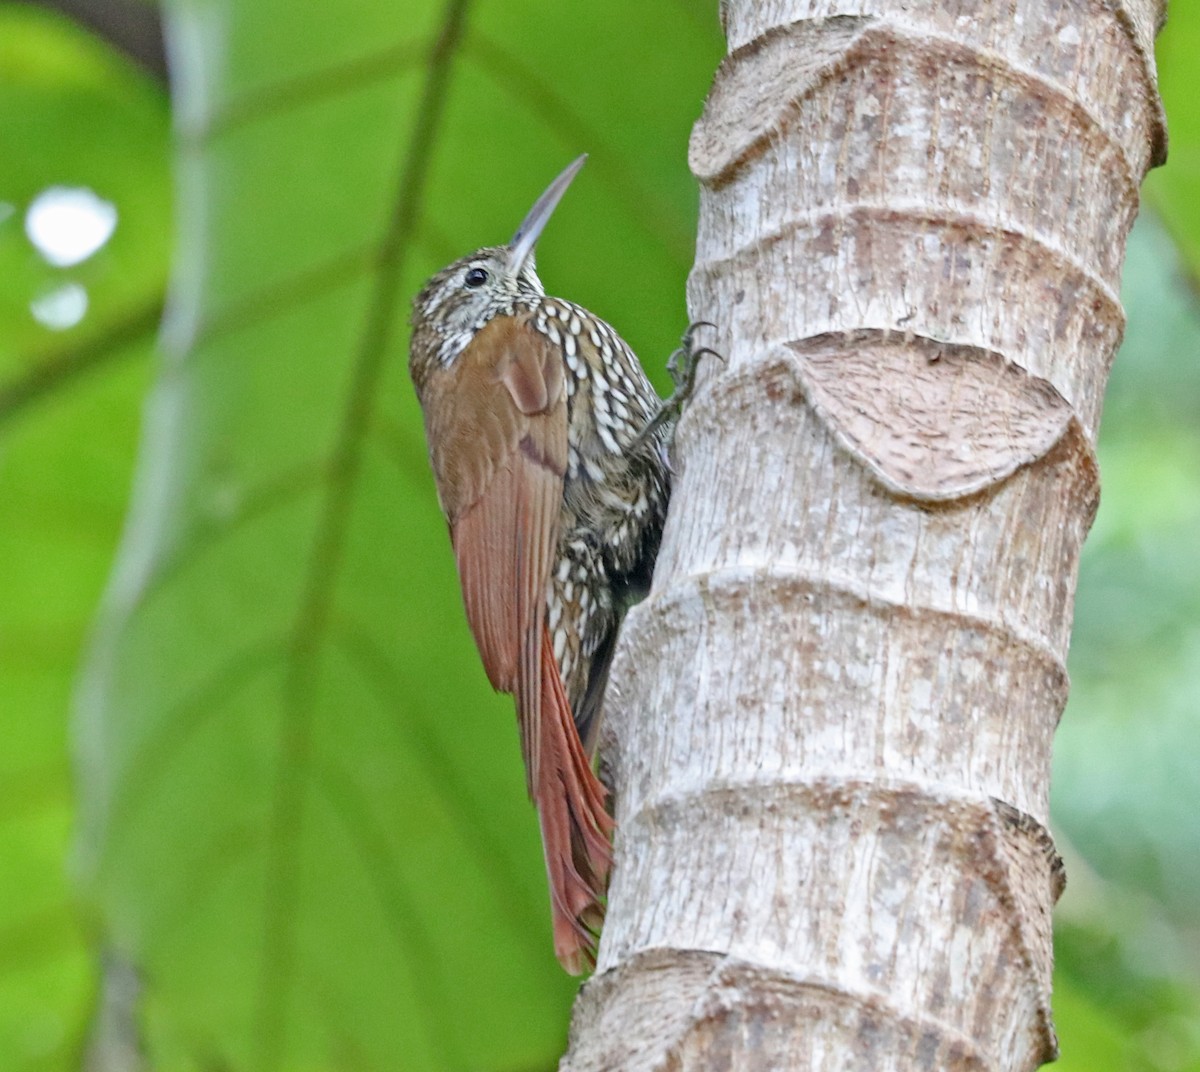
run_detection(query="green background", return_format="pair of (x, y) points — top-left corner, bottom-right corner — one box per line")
(0, 1), (1197, 1068)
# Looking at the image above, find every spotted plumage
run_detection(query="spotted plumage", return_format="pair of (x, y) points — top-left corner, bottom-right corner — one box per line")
(408, 156), (672, 973)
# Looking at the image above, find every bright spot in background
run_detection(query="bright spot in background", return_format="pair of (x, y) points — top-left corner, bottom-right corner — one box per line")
(31, 282), (89, 331)
(25, 186), (118, 267)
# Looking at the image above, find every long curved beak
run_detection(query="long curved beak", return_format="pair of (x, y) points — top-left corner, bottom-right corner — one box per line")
(507, 154), (587, 276)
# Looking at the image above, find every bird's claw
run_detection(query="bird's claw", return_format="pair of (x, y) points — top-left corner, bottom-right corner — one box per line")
(633, 322), (722, 449)
(664, 320), (722, 410)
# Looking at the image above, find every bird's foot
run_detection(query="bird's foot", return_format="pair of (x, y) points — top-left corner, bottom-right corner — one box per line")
(635, 322), (722, 448)
(666, 320), (721, 402)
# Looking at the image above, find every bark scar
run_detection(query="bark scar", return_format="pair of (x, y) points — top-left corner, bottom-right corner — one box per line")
(778, 330), (1096, 503)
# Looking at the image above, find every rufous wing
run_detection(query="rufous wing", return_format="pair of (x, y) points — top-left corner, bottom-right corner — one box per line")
(419, 314), (613, 972)
(536, 623), (614, 973)
(424, 316), (566, 787)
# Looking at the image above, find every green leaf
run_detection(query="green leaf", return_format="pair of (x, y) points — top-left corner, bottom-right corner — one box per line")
(1146, 2), (1200, 280)
(1054, 972), (1149, 1072)
(76, 2), (722, 1069)
(0, 6), (170, 1069)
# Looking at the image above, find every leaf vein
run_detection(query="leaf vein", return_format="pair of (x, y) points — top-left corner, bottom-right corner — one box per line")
(329, 616), (546, 936)
(256, 1), (472, 1065)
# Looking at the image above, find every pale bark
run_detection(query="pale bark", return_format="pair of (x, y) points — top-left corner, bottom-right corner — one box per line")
(564, 1), (1166, 1070)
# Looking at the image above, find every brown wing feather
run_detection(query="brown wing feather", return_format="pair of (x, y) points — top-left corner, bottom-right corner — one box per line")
(423, 316), (568, 790)
(536, 623), (613, 973)
(419, 314), (612, 972)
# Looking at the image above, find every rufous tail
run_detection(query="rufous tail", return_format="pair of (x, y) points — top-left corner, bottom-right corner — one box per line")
(535, 626), (614, 974)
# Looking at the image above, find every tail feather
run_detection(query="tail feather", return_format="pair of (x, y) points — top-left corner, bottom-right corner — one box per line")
(534, 626), (614, 974)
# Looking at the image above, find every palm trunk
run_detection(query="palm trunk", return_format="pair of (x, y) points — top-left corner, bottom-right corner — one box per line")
(564, 1), (1166, 1068)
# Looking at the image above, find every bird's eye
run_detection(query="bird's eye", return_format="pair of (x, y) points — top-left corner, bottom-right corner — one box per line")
(464, 267), (489, 288)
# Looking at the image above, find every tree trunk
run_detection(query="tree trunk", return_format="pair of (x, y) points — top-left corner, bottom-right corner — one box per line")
(564, 1), (1166, 1069)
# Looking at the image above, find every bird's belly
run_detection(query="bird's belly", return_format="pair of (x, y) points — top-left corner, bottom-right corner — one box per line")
(546, 477), (658, 704)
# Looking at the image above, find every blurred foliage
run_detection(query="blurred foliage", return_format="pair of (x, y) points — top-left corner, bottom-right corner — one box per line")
(1052, 208), (1200, 1072)
(1146, 0), (1200, 282)
(0, 4), (168, 1068)
(0, 2), (1196, 1070)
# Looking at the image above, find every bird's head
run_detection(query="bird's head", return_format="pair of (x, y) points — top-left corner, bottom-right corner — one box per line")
(410, 154), (586, 380)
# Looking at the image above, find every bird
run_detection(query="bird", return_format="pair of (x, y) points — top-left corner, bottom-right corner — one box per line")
(408, 155), (707, 972)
